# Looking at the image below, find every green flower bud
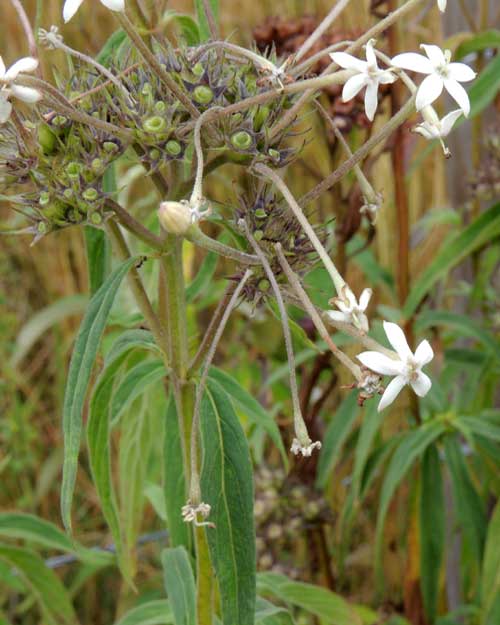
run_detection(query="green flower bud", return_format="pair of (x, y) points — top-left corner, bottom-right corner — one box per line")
(149, 148), (161, 161)
(166, 140), (182, 156)
(51, 115), (67, 127)
(37, 221), (48, 234)
(258, 279), (270, 292)
(230, 131), (253, 151)
(158, 201), (192, 235)
(39, 191), (50, 207)
(89, 212), (103, 225)
(103, 141), (119, 154)
(192, 62), (204, 77)
(143, 116), (167, 134)
(83, 188), (99, 202)
(66, 162), (81, 179)
(253, 229), (264, 241)
(254, 208), (267, 219)
(193, 85), (214, 105)
(91, 158), (103, 172)
(63, 189), (73, 200)
(268, 148), (280, 161)
(154, 101), (167, 114)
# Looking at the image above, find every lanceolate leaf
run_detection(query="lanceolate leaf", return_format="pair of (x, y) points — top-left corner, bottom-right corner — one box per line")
(207, 367), (287, 466)
(194, 0), (219, 42)
(419, 444), (445, 622)
(0, 544), (77, 625)
(163, 396), (192, 551)
(161, 547), (196, 625)
(186, 251), (218, 303)
(482, 501), (500, 619)
(403, 202), (500, 318)
(316, 391), (359, 490)
(257, 572), (361, 625)
(374, 420), (446, 587)
(113, 600), (173, 625)
(200, 382), (256, 625)
(444, 434), (486, 565)
(61, 256), (137, 533)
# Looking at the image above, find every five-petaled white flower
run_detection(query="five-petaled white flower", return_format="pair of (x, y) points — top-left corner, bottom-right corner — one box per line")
(0, 56), (41, 124)
(330, 39), (396, 121)
(413, 108), (462, 157)
(327, 285), (372, 333)
(391, 44), (476, 116)
(357, 321), (434, 412)
(63, 0), (125, 23)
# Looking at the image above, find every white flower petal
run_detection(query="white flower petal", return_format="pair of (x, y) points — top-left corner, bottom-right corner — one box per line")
(391, 52), (433, 74)
(364, 80), (379, 121)
(437, 0), (447, 11)
(357, 351), (404, 376)
(10, 84), (42, 103)
(383, 321), (413, 360)
(416, 73), (444, 111)
(0, 56), (7, 78)
(330, 52), (367, 73)
(342, 73), (367, 101)
(365, 40), (377, 68)
(444, 79), (470, 116)
(410, 372), (432, 397)
(100, 0), (125, 11)
(0, 96), (12, 124)
(378, 70), (397, 84)
(414, 123), (437, 140)
(414, 339), (434, 366)
(447, 62), (476, 83)
(5, 57), (38, 81)
(63, 0), (85, 22)
(378, 375), (406, 412)
(421, 44), (446, 67)
(359, 288), (372, 311)
(439, 109), (462, 136)
(326, 310), (350, 324)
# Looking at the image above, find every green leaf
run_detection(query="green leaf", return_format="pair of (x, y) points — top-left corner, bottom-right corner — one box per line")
(403, 202), (500, 318)
(455, 29), (500, 59)
(97, 29), (128, 66)
(207, 367), (287, 467)
(200, 382), (256, 625)
(482, 500), (500, 618)
(415, 310), (500, 359)
(114, 600), (173, 625)
(468, 55), (500, 118)
(186, 252), (218, 303)
(267, 300), (321, 353)
(163, 396), (192, 551)
(257, 572), (361, 625)
(10, 295), (88, 368)
(85, 227), (110, 295)
(194, 0), (219, 42)
(61, 256), (137, 533)
(161, 547), (196, 625)
(419, 445), (445, 623)
(0, 544), (77, 625)
(457, 416), (500, 443)
(316, 391), (359, 489)
(104, 329), (160, 365)
(254, 597), (294, 625)
(172, 14), (201, 46)
(444, 434), (486, 566)
(374, 421), (446, 587)
(110, 359), (167, 425)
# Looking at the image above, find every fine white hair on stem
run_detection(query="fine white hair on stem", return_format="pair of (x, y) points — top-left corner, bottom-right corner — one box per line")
(188, 268), (253, 504)
(294, 0), (352, 63)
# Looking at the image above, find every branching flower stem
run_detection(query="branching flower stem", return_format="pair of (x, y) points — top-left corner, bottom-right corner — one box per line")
(188, 269), (252, 505)
(254, 162), (346, 296)
(107, 200), (164, 250)
(186, 227), (260, 265)
(240, 219), (313, 450)
(116, 12), (200, 118)
(274, 243), (362, 382)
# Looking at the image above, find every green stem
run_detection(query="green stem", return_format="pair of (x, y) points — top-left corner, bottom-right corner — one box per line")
(195, 526), (213, 625)
(186, 226), (259, 265)
(108, 199), (165, 250)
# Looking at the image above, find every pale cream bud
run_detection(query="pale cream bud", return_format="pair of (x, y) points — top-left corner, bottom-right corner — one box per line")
(158, 200), (192, 235)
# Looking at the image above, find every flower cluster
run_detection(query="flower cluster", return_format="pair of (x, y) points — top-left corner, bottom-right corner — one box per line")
(0, 56), (41, 124)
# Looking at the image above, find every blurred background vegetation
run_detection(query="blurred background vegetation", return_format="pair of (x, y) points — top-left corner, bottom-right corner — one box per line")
(0, 1), (499, 625)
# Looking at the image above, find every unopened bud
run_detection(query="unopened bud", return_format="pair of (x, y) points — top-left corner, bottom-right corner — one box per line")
(166, 140), (182, 156)
(83, 188), (99, 202)
(193, 85), (214, 105)
(158, 200), (192, 235)
(143, 116), (167, 134)
(230, 130), (253, 150)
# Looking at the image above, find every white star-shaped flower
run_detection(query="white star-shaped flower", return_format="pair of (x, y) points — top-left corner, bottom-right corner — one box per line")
(330, 39), (397, 121)
(413, 108), (462, 157)
(63, 0), (125, 23)
(391, 44), (476, 116)
(326, 285), (372, 333)
(0, 55), (41, 124)
(357, 321), (434, 412)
